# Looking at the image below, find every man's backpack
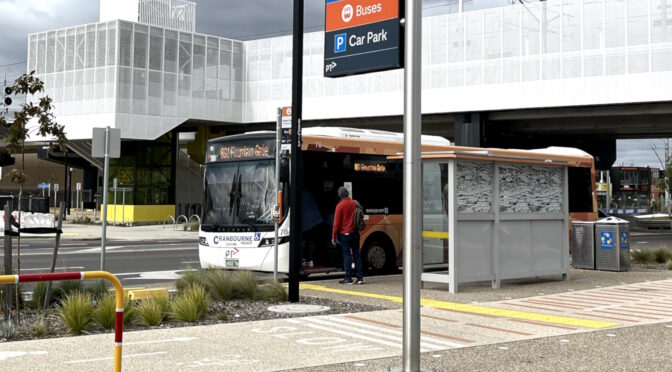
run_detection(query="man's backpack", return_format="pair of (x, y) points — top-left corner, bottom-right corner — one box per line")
(353, 200), (366, 232)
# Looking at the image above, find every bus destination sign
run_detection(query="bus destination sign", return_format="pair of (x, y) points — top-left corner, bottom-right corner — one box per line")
(324, 0), (403, 78)
(207, 139), (275, 162)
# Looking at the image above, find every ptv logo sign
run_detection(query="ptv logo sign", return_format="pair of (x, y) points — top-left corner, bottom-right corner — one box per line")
(342, 4), (353, 22)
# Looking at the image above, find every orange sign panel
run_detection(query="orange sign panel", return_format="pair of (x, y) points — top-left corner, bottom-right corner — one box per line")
(326, 0), (399, 32)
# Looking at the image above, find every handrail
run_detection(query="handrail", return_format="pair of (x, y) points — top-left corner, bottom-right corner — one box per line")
(0, 271), (124, 372)
(188, 214), (201, 231)
(163, 215), (175, 230)
(174, 215), (188, 230)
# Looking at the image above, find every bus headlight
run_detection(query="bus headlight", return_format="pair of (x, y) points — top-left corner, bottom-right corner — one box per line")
(199, 237), (209, 246)
(259, 237), (289, 247)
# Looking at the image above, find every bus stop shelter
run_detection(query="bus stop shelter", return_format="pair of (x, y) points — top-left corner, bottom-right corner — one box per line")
(410, 147), (594, 293)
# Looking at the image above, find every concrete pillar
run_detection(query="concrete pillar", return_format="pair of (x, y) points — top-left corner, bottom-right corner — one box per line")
(455, 113), (483, 147)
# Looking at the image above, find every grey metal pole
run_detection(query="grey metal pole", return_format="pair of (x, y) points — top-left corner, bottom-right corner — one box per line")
(100, 126), (110, 270)
(122, 189), (126, 225)
(402, 0), (423, 369)
(3, 204), (13, 320)
(274, 107), (281, 281)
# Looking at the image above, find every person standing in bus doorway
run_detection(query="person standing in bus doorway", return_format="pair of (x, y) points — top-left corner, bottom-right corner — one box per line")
(332, 186), (363, 284)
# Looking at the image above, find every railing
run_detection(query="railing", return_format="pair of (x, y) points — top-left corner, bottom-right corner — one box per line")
(163, 215), (176, 229)
(188, 214), (201, 231)
(0, 271), (124, 372)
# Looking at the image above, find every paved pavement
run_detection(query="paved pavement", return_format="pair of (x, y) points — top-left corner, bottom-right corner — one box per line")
(1, 277), (671, 371)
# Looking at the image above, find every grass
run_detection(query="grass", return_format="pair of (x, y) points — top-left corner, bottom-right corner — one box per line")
(86, 280), (108, 299)
(203, 269), (233, 301)
(59, 291), (95, 335)
(176, 269), (204, 292)
(55, 281), (83, 302)
(95, 294), (116, 330)
(256, 281), (288, 302)
(170, 284), (210, 323)
(32, 282), (49, 310)
(137, 295), (170, 326)
(232, 271), (258, 300)
(631, 249), (655, 265)
(652, 246), (672, 264)
(32, 318), (47, 337)
(95, 294), (138, 329)
(0, 320), (17, 339)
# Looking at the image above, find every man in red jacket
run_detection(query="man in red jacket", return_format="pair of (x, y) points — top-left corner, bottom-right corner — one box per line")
(331, 186), (363, 284)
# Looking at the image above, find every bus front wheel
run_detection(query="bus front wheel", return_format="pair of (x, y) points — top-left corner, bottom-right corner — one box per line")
(362, 240), (394, 274)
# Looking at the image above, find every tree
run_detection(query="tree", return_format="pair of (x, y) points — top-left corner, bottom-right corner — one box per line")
(0, 71), (67, 319)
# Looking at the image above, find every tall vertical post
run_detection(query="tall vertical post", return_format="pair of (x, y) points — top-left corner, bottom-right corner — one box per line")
(100, 126), (110, 270)
(402, 0), (422, 369)
(606, 170), (611, 215)
(64, 151), (69, 218)
(274, 108), (282, 282)
(288, 0), (304, 303)
(3, 204), (12, 320)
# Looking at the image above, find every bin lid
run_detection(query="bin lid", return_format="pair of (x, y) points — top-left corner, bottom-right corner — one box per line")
(596, 216), (629, 225)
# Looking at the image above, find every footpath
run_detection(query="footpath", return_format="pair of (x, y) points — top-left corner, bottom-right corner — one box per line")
(1, 268), (671, 371)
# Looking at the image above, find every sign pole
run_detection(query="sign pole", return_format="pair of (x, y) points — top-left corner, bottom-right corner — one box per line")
(274, 107), (281, 282)
(113, 178), (117, 226)
(288, 0), (304, 303)
(100, 126), (110, 270)
(402, 0), (422, 369)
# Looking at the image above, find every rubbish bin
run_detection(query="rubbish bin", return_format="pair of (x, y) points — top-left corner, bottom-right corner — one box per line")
(572, 221), (595, 269)
(595, 217), (631, 272)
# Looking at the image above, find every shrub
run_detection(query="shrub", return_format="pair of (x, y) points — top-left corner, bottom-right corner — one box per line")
(32, 318), (47, 337)
(95, 294), (116, 330)
(123, 299), (138, 326)
(217, 313), (228, 321)
(652, 246), (672, 264)
(72, 216), (92, 224)
(59, 291), (95, 335)
(170, 284), (210, 323)
(87, 280), (108, 299)
(667, 260), (672, 271)
(631, 249), (655, 265)
(0, 320), (17, 339)
(32, 282), (50, 310)
(137, 297), (167, 326)
(232, 271), (258, 300)
(55, 281), (83, 301)
(257, 281), (288, 302)
(176, 269), (204, 292)
(203, 269), (233, 301)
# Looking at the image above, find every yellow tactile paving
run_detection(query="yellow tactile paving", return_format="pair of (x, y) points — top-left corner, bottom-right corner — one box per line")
(300, 283), (619, 329)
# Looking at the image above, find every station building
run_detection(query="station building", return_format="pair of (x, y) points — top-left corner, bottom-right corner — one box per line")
(19, 0), (672, 222)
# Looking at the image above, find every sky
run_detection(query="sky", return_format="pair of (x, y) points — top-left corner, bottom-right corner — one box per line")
(0, 0), (668, 168)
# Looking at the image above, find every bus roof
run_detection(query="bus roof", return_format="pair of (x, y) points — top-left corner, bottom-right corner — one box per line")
(208, 127), (453, 157)
(389, 146), (594, 168)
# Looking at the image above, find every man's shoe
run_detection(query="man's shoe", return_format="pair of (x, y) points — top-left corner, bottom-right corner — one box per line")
(305, 260), (313, 268)
(339, 279), (354, 284)
(355, 279), (364, 285)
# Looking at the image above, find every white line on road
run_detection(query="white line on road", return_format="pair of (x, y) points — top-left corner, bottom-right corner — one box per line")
(22, 266), (84, 272)
(297, 319), (405, 350)
(635, 241), (649, 244)
(124, 337), (196, 345)
(64, 351), (168, 364)
(180, 260), (200, 265)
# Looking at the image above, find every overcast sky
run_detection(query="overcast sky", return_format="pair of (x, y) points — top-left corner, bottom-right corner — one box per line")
(0, 0), (668, 168)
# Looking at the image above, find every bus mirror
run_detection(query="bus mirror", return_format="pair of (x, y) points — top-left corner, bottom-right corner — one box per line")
(279, 156), (289, 182)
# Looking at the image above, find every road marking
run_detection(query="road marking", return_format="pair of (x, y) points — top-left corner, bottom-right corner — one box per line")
(300, 283), (618, 329)
(64, 351), (168, 364)
(464, 323), (534, 336)
(21, 266), (84, 272)
(306, 317), (456, 350)
(344, 315), (473, 345)
(180, 260), (200, 265)
(0, 351), (47, 361)
(635, 241), (649, 244)
(124, 337), (196, 345)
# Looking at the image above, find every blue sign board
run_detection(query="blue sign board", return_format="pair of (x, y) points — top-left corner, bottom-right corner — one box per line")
(600, 231), (614, 249)
(37, 182), (50, 189)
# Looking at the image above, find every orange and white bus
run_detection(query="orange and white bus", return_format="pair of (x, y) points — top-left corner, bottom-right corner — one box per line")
(198, 127), (452, 274)
(198, 128), (597, 274)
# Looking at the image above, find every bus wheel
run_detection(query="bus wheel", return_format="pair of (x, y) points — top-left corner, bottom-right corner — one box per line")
(363, 240), (393, 274)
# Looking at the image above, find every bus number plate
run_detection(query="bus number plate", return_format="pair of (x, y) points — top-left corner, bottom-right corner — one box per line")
(225, 259), (239, 268)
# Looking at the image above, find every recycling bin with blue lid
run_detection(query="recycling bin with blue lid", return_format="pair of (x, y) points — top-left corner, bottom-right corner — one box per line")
(595, 216), (630, 272)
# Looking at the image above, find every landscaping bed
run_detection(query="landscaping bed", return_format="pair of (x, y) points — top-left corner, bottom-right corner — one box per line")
(0, 270), (388, 343)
